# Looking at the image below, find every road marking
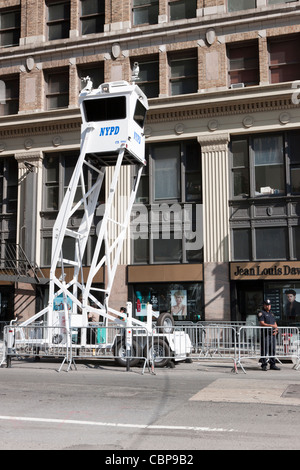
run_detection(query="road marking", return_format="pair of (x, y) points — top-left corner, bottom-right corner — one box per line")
(0, 415), (235, 433)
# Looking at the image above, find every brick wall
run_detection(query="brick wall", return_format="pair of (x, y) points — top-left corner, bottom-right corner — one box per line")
(7, 1), (298, 113)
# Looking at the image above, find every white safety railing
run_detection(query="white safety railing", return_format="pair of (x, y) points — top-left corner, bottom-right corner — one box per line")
(237, 326), (300, 372)
(2, 322), (300, 374)
(1, 323), (73, 371)
(69, 324), (150, 373)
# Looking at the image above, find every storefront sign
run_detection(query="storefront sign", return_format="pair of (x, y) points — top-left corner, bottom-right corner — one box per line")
(231, 262), (300, 280)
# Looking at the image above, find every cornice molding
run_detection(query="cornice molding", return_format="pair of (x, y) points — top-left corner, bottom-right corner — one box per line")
(0, 119), (81, 139)
(147, 96), (297, 124)
(0, 84), (298, 139)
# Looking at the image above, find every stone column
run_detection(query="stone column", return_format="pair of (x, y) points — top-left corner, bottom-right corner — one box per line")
(15, 151), (43, 322)
(198, 133), (231, 321)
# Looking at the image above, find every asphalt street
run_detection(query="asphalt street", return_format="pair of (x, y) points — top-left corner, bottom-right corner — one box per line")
(1, 357), (300, 452)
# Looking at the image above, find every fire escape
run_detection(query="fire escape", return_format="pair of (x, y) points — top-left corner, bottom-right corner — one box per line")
(0, 242), (47, 285)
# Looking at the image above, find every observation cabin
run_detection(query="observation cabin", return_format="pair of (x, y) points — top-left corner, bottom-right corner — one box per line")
(79, 80), (148, 166)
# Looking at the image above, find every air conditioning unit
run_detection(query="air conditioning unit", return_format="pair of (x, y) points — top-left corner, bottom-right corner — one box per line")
(137, 197), (148, 204)
(230, 83), (245, 89)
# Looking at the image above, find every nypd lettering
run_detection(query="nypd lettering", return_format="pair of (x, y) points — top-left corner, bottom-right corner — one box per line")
(99, 126), (120, 136)
(134, 131), (141, 144)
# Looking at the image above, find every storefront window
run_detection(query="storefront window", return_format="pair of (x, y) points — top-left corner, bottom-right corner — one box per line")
(234, 280), (300, 326)
(265, 282), (300, 324)
(132, 282), (203, 322)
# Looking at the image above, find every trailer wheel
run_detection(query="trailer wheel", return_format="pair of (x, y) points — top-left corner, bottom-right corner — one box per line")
(156, 312), (174, 333)
(114, 339), (140, 367)
(144, 338), (171, 368)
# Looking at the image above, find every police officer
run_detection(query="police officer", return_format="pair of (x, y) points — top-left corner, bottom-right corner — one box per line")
(257, 299), (280, 371)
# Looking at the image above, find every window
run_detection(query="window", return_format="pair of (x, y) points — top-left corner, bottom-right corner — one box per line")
(253, 135), (285, 196)
(269, 35), (300, 83)
(133, 100), (147, 128)
(153, 144), (180, 201)
(83, 96), (126, 122)
(228, 42), (259, 87)
(132, 282), (203, 322)
(256, 227), (288, 260)
(80, 0), (105, 35)
(231, 133), (286, 198)
(45, 69), (69, 110)
(289, 131), (300, 194)
(44, 154), (59, 210)
(169, 0), (197, 21)
(268, 0), (298, 4)
(0, 8), (20, 47)
(42, 152), (104, 266)
(293, 227), (300, 259)
(132, 140), (203, 264)
(0, 158), (17, 250)
(228, 0), (256, 11)
(0, 158), (18, 214)
(232, 227), (289, 261)
(0, 76), (19, 116)
(133, 0), (159, 26)
(47, 0), (70, 41)
(232, 229), (251, 261)
(78, 64), (104, 90)
(231, 131), (300, 263)
(169, 50), (198, 96)
(232, 139), (250, 197)
(131, 57), (159, 98)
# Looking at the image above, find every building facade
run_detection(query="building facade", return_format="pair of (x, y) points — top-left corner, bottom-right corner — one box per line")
(0, 0), (299, 326)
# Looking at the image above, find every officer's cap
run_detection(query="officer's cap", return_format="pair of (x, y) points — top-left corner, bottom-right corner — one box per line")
(263, 299), (271, 305)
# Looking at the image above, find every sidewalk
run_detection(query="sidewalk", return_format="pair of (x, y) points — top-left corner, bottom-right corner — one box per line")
(191, 358), (300, 406)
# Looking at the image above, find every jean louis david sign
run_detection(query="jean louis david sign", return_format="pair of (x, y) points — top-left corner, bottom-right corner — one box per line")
(231, 262), (300, 280)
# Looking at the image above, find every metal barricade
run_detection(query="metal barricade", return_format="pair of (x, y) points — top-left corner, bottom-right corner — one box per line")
(237, 326), (300, 373)
(1, 323), (73, 370)
(147, 325), (194, 373)
(196, 325), (238, 371)
(69, 324), (150, 373)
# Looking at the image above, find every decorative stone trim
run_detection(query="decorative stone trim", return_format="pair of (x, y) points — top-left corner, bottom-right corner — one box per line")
(147, 97), (296, 124)
(0, 120), (81, 139)
(197, 132), (230, 152)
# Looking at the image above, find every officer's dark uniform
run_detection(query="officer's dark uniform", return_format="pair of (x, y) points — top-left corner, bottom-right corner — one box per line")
(257, 299), (280, 370)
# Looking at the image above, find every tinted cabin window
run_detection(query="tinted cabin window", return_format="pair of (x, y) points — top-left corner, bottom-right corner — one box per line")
(83, 96), (126, 121)
(133, 100), (147, 128)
